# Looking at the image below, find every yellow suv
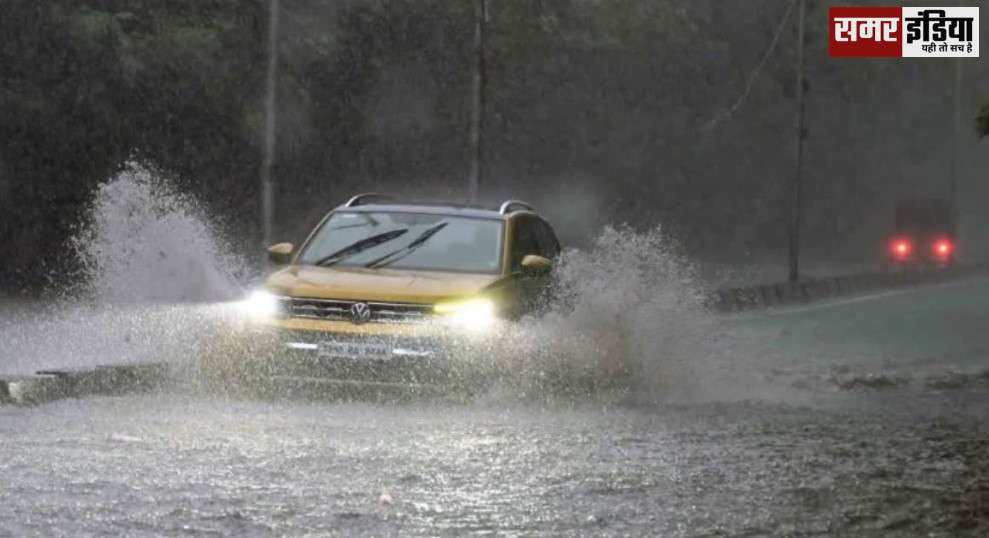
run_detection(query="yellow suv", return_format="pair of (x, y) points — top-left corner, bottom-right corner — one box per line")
(233, 194), (561, 389)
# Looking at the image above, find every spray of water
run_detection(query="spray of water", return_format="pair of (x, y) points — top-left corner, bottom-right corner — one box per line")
(475, 225), (758, 403)
(70, 162), (248, 303)
(0, 163), (251, 376)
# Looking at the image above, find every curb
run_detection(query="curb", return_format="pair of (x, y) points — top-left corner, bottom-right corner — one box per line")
(0, 362), (172, 406)
(0, 375), (64, 405)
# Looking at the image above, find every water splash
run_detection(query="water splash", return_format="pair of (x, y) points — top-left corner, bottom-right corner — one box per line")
(70, 162), (249, 303)
(486, 225), (744, 402)
(0, 163), (251, 376)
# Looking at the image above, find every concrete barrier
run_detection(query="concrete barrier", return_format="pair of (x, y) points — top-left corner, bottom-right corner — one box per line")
(0, 362), (172, 405)
(709, 265), (986, 313)
(0, 375), (64, 405)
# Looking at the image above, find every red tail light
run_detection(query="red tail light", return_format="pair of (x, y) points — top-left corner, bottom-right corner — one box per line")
(933, 238), (953, 258)
(890, 238), (912, 259)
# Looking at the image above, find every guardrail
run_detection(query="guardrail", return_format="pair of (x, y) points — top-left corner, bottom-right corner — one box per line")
(706, 265), (986, 313)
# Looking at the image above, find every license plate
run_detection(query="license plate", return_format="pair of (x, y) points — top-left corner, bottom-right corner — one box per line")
(317, 341), (392, 360)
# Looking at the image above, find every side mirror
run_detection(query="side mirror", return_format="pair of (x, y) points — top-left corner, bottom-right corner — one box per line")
(520, 254), (553, 276)
(267, 242), (294, 265)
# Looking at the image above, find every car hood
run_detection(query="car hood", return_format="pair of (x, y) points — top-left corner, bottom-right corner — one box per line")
(265, 265), (504, 304)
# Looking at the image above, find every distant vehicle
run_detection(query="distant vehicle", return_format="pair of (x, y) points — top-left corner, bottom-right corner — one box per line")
(207, 194), (561, 391)
(887, 197), (956, 267)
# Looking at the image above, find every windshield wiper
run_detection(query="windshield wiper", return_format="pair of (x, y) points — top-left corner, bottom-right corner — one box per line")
(314, 228), (408, 267)
(364, 222), (449, 269)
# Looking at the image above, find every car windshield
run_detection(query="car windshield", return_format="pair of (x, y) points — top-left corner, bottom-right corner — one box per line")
(298, 211), (503, 274)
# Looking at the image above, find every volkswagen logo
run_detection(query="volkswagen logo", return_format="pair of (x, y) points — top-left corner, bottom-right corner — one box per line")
(349, 302), (372, 324)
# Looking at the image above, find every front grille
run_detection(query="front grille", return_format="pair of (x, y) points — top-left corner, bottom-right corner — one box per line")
(284, 297), (434, 324)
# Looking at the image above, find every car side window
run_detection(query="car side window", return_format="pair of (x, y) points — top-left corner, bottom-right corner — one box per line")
(533, 219), (561, 258)
(511, 217), (540, 270)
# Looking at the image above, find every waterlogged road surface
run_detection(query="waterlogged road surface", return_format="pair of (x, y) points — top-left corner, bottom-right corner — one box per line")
(2, 392), (988, 537)
(2, 277), (989, 536)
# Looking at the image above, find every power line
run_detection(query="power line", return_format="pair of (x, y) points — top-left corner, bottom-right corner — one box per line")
(703, 0), (797, 131)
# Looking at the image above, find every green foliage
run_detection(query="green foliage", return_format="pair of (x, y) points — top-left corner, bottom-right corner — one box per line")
(65, 8), (124, 47)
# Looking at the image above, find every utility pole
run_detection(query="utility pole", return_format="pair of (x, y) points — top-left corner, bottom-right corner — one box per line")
(260, 0), (280, 265)
(467, 0), (487, 203)
(788, 0), (807, 283)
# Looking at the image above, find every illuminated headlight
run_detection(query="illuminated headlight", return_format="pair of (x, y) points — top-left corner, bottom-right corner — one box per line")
(434, 298), (497, 331)
(237, 289), (283, 319)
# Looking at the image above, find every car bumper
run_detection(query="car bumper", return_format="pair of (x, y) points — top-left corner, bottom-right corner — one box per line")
(223, 317), (502, 390)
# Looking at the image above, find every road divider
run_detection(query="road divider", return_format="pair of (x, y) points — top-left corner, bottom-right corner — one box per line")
(706, 265), (987, 312)
(0, 363), (172, 405)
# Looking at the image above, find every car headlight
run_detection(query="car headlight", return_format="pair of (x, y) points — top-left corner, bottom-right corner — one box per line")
(237, 289), (283, 319)
(434, 298), (497, 331)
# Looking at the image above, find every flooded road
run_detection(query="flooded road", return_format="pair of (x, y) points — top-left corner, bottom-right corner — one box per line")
(2, 277), (989, 536)
(1, 391), (988, 536)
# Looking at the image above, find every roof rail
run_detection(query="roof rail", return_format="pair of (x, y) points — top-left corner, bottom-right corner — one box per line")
(344, 193), (391, 207)
(498, 200), (534, 215)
